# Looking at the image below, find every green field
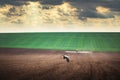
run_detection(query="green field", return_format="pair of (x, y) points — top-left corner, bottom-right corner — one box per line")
(0, 33), (120, 52)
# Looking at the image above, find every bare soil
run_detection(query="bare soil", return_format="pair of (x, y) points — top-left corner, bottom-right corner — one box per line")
(0, 48), (120, 80)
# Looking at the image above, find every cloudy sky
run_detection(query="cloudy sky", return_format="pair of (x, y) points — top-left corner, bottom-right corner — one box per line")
(0, 0), (120, 32)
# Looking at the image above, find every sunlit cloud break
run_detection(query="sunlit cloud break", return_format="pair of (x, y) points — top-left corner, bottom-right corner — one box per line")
(0, 1), (80, 25)
(0, 0), (120, 32)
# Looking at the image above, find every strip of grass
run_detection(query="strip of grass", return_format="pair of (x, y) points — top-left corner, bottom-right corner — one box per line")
(0, 32), (120, 52)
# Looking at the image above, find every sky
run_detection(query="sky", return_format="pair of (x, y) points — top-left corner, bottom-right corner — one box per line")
(0, 0), (120, 32)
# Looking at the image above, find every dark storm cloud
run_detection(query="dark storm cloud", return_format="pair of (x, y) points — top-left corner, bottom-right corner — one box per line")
(102, 1), (120, 11)
(40, 0), (64, 5)
(67, 0), (120, 11)
(65, 0), (120, 19)
(79, 10), (114, 20)
(0, 0), (119, 11)
(0, 0), (64, 6)
(0, 0), (27, 6)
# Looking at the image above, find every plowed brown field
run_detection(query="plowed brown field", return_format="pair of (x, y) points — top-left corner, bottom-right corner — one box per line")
(0, 48), (119, 80)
